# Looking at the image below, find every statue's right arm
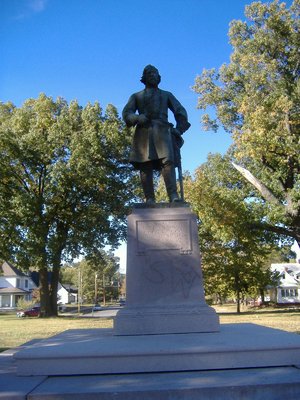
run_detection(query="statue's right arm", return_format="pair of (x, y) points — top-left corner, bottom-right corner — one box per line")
(122, 94), (148, 127)
(122, 94), (139, 127)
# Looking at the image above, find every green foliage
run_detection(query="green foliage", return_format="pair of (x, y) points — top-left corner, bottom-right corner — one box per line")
(155, 171), (188, 203)
(81, 250), (120, 303)
(61, 258), (122, 305)
(186, 154), (284, 311)
(0, 94), (137, 316)
(193, 0), (300, 246)
(155, 174), (170, 203)
(60, 264), (78, 286)
(264, 245), (297, 264)
(62, 251), (121, 304)
(16, 298), (37, 311)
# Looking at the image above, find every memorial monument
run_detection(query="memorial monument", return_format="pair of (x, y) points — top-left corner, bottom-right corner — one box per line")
(10, 67), (300, 398)
(114, 65), (219, 334)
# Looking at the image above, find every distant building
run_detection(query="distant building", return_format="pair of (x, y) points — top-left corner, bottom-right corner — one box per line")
(270, 263), (300, 304)
(0, 261), (37, 308)
(57, 283), (77, 304)
(0, 262), (77, 309)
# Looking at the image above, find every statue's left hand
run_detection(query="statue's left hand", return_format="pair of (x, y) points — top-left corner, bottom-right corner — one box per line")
(137, 114), (149, 126)
(171, 128), (184, 148)
(176, 118), (191, 133)
(172, 128), (182, 138)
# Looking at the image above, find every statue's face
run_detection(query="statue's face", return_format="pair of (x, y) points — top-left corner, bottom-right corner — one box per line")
(144, 68), (160, 87)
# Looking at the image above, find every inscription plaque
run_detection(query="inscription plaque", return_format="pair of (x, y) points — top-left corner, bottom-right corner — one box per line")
(136, 218), (192, 254)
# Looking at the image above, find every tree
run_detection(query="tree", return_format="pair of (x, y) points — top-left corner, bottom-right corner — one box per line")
(192, 0), (300, 246)
(265, 245), (297, 263)
(185, 153), (281, 312)
(63, 254), (122, 305)
(60, 263), (78, 287)
(0, 94), (136, 317)
(77, 251), (120, 304)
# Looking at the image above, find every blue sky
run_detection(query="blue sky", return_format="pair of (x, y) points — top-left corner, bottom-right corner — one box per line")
(1, 0), (255, 174)
(2, 0), (298, 266)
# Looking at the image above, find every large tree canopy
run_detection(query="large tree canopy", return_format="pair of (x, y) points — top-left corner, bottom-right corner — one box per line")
(0, 94), (136, 316)
(193, 0), (300, 246)
(185, 153), (279, 312)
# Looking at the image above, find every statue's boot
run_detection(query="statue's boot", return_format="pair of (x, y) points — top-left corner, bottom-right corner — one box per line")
(161, 163), (180, 203)
(140, 163), (155, 204)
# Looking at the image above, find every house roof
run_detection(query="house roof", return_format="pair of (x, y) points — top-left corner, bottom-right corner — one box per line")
(30, 271), (52, 287)
(31, 273), (77, 293)
(60, 283), (78, 294)
(271, 263), (300, 288)
(0, 287), (29, 294)
(279, 282), (299, 288)
(1, 261), (26, 277)
(271, 263), (300, 274)
(58, 282), (78, 294)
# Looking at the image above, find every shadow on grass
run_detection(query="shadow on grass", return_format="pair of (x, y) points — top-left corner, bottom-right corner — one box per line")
(0, 348), (10, 353)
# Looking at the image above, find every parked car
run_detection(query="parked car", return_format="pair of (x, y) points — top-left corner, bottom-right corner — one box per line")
(17, 306), (40, 318)
(92, 304), (102, 311)
(119, 298), (126, 306)
(58, 304), (66, 312)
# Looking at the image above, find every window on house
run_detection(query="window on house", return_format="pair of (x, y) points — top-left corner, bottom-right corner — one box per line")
(16, 278), (20, 288)
(281, 289), (298, 297)
(25, 279), (28, 288)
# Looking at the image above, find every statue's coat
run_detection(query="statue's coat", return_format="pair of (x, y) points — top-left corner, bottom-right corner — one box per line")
(123, 88), (188, 169)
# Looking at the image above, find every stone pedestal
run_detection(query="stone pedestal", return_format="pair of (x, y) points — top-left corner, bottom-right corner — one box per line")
(11, 204), (300, 398)
(114, 205), (219, 335)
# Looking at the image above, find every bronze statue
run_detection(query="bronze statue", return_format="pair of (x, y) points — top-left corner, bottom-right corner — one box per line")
(123, 65), (191, 204)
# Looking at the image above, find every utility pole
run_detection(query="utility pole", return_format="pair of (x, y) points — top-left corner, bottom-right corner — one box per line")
(77, 266), (83, 314)
(102, 273), (106, 306)
(77, 267), (81, 314)
(94, 272), (98, 303)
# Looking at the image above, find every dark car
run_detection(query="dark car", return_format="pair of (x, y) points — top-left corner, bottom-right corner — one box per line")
(119, 298), (126, 306)
(17, 306), (40, 317)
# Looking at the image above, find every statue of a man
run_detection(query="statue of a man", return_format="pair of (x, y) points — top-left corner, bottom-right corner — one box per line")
(122, 65), (191, 204)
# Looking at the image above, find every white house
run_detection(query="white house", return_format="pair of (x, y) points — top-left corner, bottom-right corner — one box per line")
(57, 283), (77, 304)
(0, 261), (37, 309)
(270, 263), (300, 304)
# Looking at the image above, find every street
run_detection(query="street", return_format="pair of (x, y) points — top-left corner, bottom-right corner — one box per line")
(79, 306), (120, 318)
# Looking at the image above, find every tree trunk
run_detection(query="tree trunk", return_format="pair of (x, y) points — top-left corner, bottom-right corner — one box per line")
(236, 289), (241, 313)
(49, 224), (68, 317)
(259, 288), (265, 305)
(234, 270), (241, 313)
(39, 265), (51, 318)
(232, 162), (281, 207)
(49, 263), (60, 317)
(295, 236), (300, 258)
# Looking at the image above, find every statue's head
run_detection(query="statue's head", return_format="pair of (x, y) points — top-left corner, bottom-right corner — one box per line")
(140, 65), (161, 86)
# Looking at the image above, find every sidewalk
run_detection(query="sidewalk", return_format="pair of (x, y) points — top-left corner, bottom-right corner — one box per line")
(0, 344), (46, 400)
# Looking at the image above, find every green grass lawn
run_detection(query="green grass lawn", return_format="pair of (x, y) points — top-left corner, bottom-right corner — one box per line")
(0, 306), (299, 352)
(214, 304), (300, 334)
(0, 313), (113, 352)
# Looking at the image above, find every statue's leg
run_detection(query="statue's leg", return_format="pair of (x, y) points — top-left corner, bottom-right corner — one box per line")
(140, 162), (155, 204)
(161, 162), (179, 202)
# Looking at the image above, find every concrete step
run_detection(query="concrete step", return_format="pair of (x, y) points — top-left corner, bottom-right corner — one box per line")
(14, 324), (300, 376)
(28, 367), (300, 400)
